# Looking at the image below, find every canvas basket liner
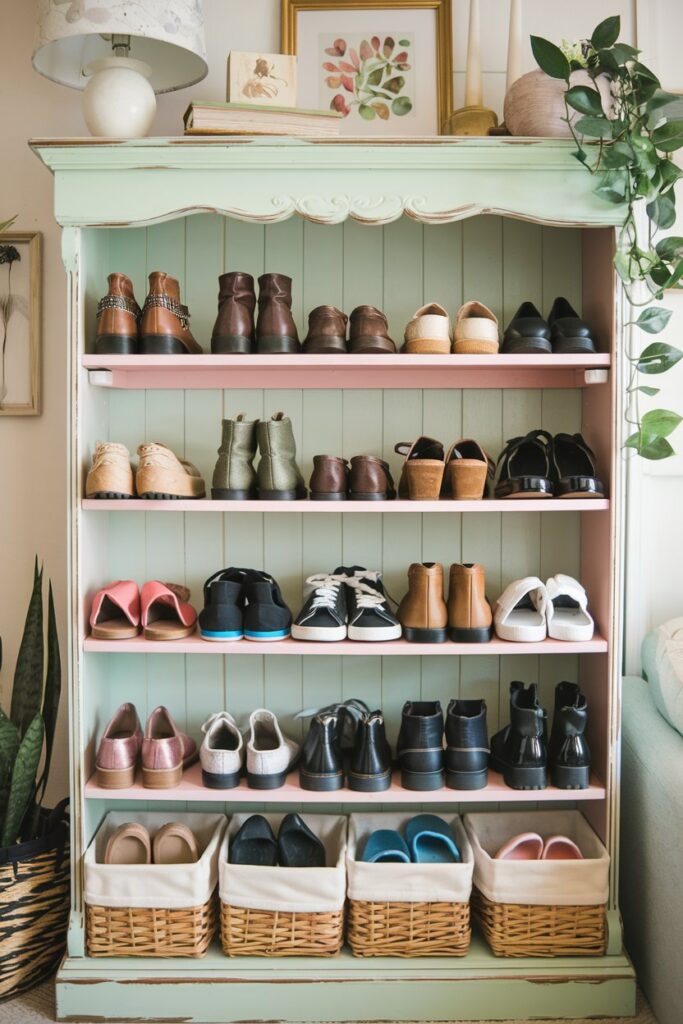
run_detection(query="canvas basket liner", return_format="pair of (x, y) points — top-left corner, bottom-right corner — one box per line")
(220, 813), (347, 914)
(346, 813), (473, 903)
(464, 810), (610, 906)
(85, 811), (227, 910)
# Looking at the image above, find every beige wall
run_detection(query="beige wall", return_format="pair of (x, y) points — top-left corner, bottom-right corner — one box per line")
(0, 0), (675, 802)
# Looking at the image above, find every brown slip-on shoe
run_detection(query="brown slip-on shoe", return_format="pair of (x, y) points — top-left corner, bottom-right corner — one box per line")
(95, 702), (143, 789)
(211, 271), (256, 354)
(136, 442), (206, 500)
(256, 273), (300, 353)
(394, 438), (445, 500)
(302, 305), (348, 354)
(348, 455), (396, 500)
(139, 271), (202, 355)
(453, 300), (499, 354)
(443, 439), (494, 500)
(447, 563), (493, 643)
(142, 705), (198, 789)
(397, 562), (448, 643)
(94, 273), (141, 355)
(153, 822), (200, 864)
(104, 822), (151, 864)
(309, 454), (349, 500)
(348, 305), (396, 354)
(85, 441), (134, 499)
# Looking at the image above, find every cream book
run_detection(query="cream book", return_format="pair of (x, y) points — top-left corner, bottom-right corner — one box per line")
(184, 101), (342, 138)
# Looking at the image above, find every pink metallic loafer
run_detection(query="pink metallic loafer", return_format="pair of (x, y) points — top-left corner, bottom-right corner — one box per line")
(142, 706), (198, 789)
(95, 702), (143, 789)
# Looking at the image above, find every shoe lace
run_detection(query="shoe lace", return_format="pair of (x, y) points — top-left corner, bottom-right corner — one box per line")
(137, 443), (179, 468)
(346, 570), (398, 609)
(94, 441), (129, 466)
(305, 573), (347, 611)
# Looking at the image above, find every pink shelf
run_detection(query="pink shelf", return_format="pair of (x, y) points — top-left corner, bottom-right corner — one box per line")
(81, 497), (610, 513)
(83, 633), (608, 655)
(84, 761), (606, 803)
(82, 353), (611, 391)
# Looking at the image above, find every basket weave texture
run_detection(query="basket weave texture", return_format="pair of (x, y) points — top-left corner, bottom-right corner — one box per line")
(473, 888), (607, 957)
(348, 898), (470, 957)
(86, 897), (215, 958)
(221, 902), (344, 957)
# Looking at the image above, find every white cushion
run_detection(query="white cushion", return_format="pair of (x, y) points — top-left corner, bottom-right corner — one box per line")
(652, 619), (683, 736)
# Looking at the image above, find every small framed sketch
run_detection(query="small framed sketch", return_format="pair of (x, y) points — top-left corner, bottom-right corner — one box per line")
(227, 51), (297, 107)
(281, 0), (453, 136)
(0, 232), (41, 416)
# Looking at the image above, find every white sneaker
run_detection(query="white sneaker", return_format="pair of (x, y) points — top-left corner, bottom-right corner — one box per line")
(245, 709), (299, 790)
(546, 575), (594, 641)
(200, 712), (244, 789)
(494, 576), (548, 642)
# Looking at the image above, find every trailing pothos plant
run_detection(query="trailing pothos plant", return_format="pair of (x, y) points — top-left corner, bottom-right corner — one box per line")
(531, 15), (683, 460)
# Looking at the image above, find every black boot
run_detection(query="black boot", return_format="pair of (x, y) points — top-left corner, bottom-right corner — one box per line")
(548, 681), (590, 789)
(490, 682), (547, 790)
(397, 701), (444, 791)
(445, 698), (488, 790)
(299, 711), (343, 791)
(348, 710), (392, 792)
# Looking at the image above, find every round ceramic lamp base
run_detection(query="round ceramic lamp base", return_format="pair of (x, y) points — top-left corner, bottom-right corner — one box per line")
(83, 57), (156, 138)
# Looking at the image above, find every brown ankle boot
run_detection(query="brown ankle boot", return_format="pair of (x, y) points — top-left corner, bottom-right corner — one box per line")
(211, 272), (256, 354)
(397, 562), (448, 643)
(139, 272), (201, 354)
(95, 273), (140, 355)
(256, 273), (300, 353)
(447, 563), (492, 643)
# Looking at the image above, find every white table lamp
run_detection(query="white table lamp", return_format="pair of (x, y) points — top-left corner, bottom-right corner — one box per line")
(32, 0), (208, 138)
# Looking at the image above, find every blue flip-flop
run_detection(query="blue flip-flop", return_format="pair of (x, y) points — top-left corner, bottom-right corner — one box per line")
(405, 814), (461, 863)
(361, 829), (411, 863)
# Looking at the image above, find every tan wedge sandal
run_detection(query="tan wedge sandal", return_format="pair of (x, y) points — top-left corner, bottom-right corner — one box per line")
(444, 439), (494, 500)
(395, 438), (445, 500)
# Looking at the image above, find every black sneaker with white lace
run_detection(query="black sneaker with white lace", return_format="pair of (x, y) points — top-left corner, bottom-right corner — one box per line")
(291, 570), (349, 641)
(344, 568), (402, 641)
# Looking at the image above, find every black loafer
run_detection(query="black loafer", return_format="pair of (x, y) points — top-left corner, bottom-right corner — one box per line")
(548, 297), (596, 354)
(229, 815), (278, 865)
(551, 433), (604, 498)
(278, 813), (326, 867)
(495, 429), (554, 499)
(502, 302), (551, 354)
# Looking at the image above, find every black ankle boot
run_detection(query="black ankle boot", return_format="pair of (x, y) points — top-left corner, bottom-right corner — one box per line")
(548, 681), (590, 789)
(348, 710), (392, 792)
(299, 711), (343, 791)
(445, 698), (489, 790)
(397, 700), (444, 790)
(490, 681), (547, 790)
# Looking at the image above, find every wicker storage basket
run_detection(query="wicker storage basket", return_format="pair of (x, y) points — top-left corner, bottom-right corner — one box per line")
(85, 811), (226, 958)
(220, 813), (346, 957)
(346, 813), (473, 957)
(464, 811), (610, 958)
(0, 799), (70, 1000)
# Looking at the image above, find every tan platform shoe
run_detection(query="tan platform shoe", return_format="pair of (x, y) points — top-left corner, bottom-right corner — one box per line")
(94, 273), (141, 355)
(136, 442), (206, 500)
(139, 271), (202, 354)
(397, 562), (448, 643)
(444, 439), (494, 500)
(85, 441), (134, 499)
(395, 437), (445, 500)
(447, 563), (492, 643)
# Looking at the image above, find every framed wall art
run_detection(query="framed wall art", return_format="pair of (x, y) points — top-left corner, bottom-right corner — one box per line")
(0, 232), (41, 416)
(281, 0), (453, 136)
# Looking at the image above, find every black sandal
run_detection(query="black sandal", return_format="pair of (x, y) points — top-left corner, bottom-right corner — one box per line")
(551, 433), (604, 497)
(495, 429), (554, 499)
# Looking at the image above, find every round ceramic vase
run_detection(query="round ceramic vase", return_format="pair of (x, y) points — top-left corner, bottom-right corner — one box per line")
(504, 69), (613, 138)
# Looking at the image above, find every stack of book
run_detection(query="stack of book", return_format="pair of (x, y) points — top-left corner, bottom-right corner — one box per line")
(184, 102), (342, 138)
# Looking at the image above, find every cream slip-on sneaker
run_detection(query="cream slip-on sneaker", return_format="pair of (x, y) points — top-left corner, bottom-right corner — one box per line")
(402, 302), (451, 354)
(453, 300), (500, 354)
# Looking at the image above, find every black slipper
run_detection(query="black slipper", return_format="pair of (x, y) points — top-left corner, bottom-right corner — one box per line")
(502, 302), (551, 354)
(495, 429), (554, 499)
(551, 433), (604, 497)
(229, 815), (278, 865)
(548, 297), (596, 354)
(278, 813), (326, 868)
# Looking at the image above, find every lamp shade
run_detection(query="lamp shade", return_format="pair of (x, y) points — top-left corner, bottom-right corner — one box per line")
(32, 0), (208, 94)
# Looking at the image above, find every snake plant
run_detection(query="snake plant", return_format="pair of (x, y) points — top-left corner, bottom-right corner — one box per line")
(0, 559), (61, 846)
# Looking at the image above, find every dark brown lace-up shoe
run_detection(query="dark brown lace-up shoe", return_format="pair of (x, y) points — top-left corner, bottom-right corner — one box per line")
(349, 305), (396, 354)
(211, 272), (256, 354)
(139, 272), (202, 354)
(302, 305), (348, 353)
(256, 273), (300, 353)
(95, 273), (141, 355)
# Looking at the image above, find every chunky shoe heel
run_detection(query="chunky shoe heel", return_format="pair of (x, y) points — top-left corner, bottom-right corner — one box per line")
(402, 625), (448, 643)
(503, 764), (547, 790)
(552, 763), (590, 789)
(347, 769), (392, 793)
(211, 487), (258, 500)
(141, 765), (183, 789)
(246, 769), (289, 790)
(448, 625), (492, 643)
(256, 335), (300, 354)
(96, 764), (136, 789)
(94, 335), (138, 355)
(202, 769), (241, 789)
(299, 769), (344, 792)
(348, 491), (388, 500)
(211, 335), (253, 354)
(400, 768), (444, 791)
(446, 767), (488, 790)
(258, 488), (304, 500)
(139, 334), (188, 355)
(310, 491), (347, 501)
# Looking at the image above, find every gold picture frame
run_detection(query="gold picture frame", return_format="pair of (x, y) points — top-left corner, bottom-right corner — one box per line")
(0, 232), (41, 416)
(281, 0), (453, 134)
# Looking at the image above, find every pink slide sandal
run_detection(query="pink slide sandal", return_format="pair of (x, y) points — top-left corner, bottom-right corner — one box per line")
(90, 580), (140, 639)
(541, 835), (583, 860)
(141, 581), (197, 640)
(494, 831), (544, 860)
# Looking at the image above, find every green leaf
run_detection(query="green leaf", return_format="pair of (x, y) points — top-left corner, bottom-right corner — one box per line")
(530, 35), (570, 80)
(596, 48), (619, 75)
(366, 67), (383, 87)
(635, 435), (675, 460)
(1, 714), (44, 847)
(36, 582), (61, 802)
(10, 560), (44, 739)
(632, 60), (660, 84)
(575, 115), (612, 138)
(596, 184), (628, 204)
(641, 408), (683, 438)
(633, 386), (660, 397)
(659, 159), (683, 191)
(591, 15), (621, 49)
(601, 142), (634, 168)
(391, 96), (412, 116)
(611, 43), (640, 63)
(656, 235), (683, 261)
(652, 120), (683, 153)
(0, 715), (20, 840)
(383, 75), (405, 95)
(632, 306), (673, 334)
(648, 90), (682, 114)
(637, 341), (683, 374)
(614, 250), (632, 282)
(398, 39), (410, 46)
(358, 103), (376, 120)
(647, 194), (676, 229)
(566, 85), (604, 116)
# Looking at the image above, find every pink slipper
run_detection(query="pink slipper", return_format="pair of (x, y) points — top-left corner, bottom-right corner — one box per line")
(90, 580), (140, 639)
(141, 581), (197, 640)
(542, 835), (583, 860)
(494, 831), (544, 860)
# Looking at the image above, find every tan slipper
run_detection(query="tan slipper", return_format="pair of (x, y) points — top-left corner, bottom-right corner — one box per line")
(141, 581), (197, 640)
(104, 822), (151, 864)
(153, 822), (199, 864)
(453, 301), (499, 354)
(402, 303), (451, 355)
(136, 442), (206, 500)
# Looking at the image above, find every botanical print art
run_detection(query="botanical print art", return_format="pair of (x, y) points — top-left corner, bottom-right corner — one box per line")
(0, 241), (30, 410)
(319, 33), (414, 123)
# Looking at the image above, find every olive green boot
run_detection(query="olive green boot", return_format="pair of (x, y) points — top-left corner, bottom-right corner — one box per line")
(211, 414), (258, 499)
(257, 412), (307, 500)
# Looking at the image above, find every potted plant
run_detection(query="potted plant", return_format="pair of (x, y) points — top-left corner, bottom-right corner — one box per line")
(0, 559), (69, 999)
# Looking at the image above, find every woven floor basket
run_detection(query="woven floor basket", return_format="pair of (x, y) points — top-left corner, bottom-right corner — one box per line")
(86, 897), (215, 957)
(473, 888), (607, 957)
(221, 903), (344, 957)
(348, 899), (471, 957)
(0, 800), (70, 1001)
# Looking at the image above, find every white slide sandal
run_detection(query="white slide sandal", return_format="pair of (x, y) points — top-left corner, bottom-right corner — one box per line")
(546, 574), (594, 641)
(493, 576), (548, 642)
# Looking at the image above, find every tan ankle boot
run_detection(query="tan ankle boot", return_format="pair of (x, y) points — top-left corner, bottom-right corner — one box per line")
(139, 272), (202, 354)
(397, 562), (448, 643)
(95, 273), (140, 355)
(447, 563), (492, 643)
